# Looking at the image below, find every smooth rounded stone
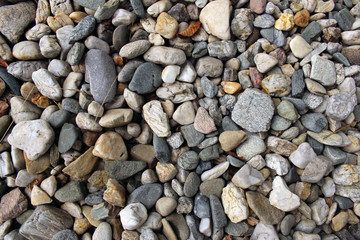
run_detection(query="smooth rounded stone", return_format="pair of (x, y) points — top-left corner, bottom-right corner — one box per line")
(277, 100), (298, 121)
(112, 9), (136, 26)
(153, 135), (171, 163)
(265, 154), (290, 176)
(140, 229), (158, 240)
(46, 13), (74, 33)
(199, 0), (231, 40)
(161, 65), (180, 84)
(183, 172), (200, 198)
(51, 229), (78, 240)
(0, 35), (12, 62)
(334, 196), (353, 210)
(199, 145), (220, 161)
(295, 219), (316, 233)
(58, 123), (79, 154)
(221, 182), (249, 223)
(323, 146), (347, 165)
(6, 61), (47, 82)
(301, 113), (327, 133)
(31, 68), (61, 101)
(8, 119), (54, 161)
(280, 214), (296, 236)
(144, 46), (186, 65)
(61, 98), (81, 114)
(310, 198), (330, 225)
(200, 77), (218, 99)
(112, 25), (129, 52)
(166, 133), (184, 150)
(15, 170), (40, 187)
(98, 109), (133, 128)
(251, 223), (279, 240)
(155, 197), (177, 217)
(19, 205), (73, 240)
(39, 35), (61, 58)
(40, 176), (56, 197)
(48, 60), (70, 77)
(119, 40), (151, 59)
(300, 155), (332, 183)
(105, 159), (147, 182)
(94, 0), (120, 22)
(177, 151), (199, 171)
(143, 100), (170, 137)
(0, 152), (14, 178)
(307, 130), (351, 147)
(117, 60), (143, 83)
(0, 1), (36, 44)
(254, 53), (278, 73)
(310, 55), (336, 86)
(128, 183), (163, 209)
(253, 14), (275, 29)
(93, 131), (128, 161)
(267, 136), (297, 157)
(85, 49), (116, 104)
(199, 178), (225, 198)
(75, 112), (102, 132)
(192, 41), (208, 59)
(120, 203), (148, 231)
(84, 36), (110, 54)
(247, 191), (285, 225)
(269, 176), (300, 212)
(224, 222), (249, 237)
(155, 12), (178, 39)
(288, 142), (316, 169)
(172, 101), (195, 125)
(49, 0), (73, 15)
(12, 41), (43, 60)
(62, 72), (83, 97)
(232, 164), (265, 189)
(196, 57), (223, 78)
(349, 223), (360, 239)
(232, 88), (274, 132)
(293, 232), (321, 240)
(219, 131), (247, 152)
(67, 42), (85, 66)
(326, 92), (356, 121)
(54, 181), (86, 203)
(261, 73), (291, 97)
(201, 161), (229, 181)
(92, 222), (112, 240)
(271, 115), (292, 131)
(193, 195), (211, 219)
(236, 133), (266, 160)
(68, 16), (96, 44)
(55, 25), (74, 59)
(129, 62), (162, 94)
(84, 190), (104, 206)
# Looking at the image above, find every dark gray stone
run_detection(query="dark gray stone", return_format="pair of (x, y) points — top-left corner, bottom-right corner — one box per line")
(7, 61), (48, 82)
(301, 113), (328, 133)
(280, 214), (296, 236)
(348, 223), (360, 239)
(225, 222), (249, 237)
(61, 98), (81, 114)
(51, 229), (78, 240)
(260, 28), (286, 47)
(291, 69), (305, 98)
(271, 115), (292, 131)
(334, 196), (353, 209)
(94, 0), (120, 22)
(67, 42), (86, 66)
(85, 49), (117, 103)
(54, 181), (87, 202)
(73, 0), (106, 10)
(282, 97), (308, 112)
(19, 205), (73, 240)
(201, 76), (218, 98)
(168, 3), (190, 22)
(85, 190), (104, 205)
(180, 124), (205, 147)
(128, 183), (163, 209)
(130, 0), (145, 18)
(210, 194), (227, 228)
(336, 229), (356, 240)
(195, 160), (213, 175)
(118, 60), (143, 83)
(219, 95), (237, 111)
(113, 25), (129, 52)
(105, 160), (146, 181)
(199, 178), (225, 198)
(199, 145), (220, 161)
(335, 8), (355, 31)
(194, 194), (211, 218)
(58, 123), (79, 154)
(192, 42), (208, 59)
(97, 23), (114, 44)
(48, 110), (70, 129)
(68, 16), (96, 44)
(153, 134), (171, 163)
(238, 51), (255, 70)
(128, 62), (162, 94)
(301, 21), (322, 43)
(0, 67), (20, 96)
(222, 116), (240, 131)
(283, 167), (300, 185)
(323, 146), (347, 165)
(184, 172), (200, 198)
(253, 14), (275, 28)
(227, 155), (245, 168)
(178, 151), (199, 170)
(333, 52), (351, 67)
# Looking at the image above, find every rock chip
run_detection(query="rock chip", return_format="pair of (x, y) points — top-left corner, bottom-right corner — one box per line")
(254, 53), (278, 73)
(128, 183), (163, 209)
(0, 188), (27, 223)
(54, 181), (86, 202)
(155, 12), (179, 39)
(326, 92), (356, 121)
(289, 142), (316, 169)
(143, 100), (171, 137)
(231, 88), (275, 132)
(310, 55), (336, 86)
(219, 131), (247, 152)
(93, 132), (128, 161)
(301, 156), (332, 183)
(196, 57), (223, 78)
(269, 176), (300, 211)
(103, 179), (126, 207)
(221, 182), (249, 223)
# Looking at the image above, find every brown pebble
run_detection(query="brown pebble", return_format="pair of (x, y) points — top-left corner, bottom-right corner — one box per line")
(0, 101), (9, 117)
(294, 9), (310, 27)
(82, 130), (100, 147)
(322, 27), (341, 42)
(0, 188), (28, 223)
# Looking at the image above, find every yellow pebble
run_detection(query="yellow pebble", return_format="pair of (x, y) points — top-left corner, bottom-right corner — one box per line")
(221, 81), (242, 94)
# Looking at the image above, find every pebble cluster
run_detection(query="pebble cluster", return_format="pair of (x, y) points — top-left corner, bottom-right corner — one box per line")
(0, 0), (360, 239)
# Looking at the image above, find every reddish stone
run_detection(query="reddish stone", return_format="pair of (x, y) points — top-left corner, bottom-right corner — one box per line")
(0, 188), (28, 223)
(269, 48), (286, 66)
(0, 101), (9, 117)
(82, 130), (100, 147)
(250, 0), (266, 14)
(249, 67), (263, 88)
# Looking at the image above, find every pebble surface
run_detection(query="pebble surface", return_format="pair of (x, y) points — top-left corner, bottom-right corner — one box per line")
(0, 0), (359, 239)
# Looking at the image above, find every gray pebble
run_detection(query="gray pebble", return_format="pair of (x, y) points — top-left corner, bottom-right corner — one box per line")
(184, 172), (200, 198)
(54, 181), (86, 202)
(68, 16), (96, 44)
(153, 135), (171, 163)
(128, 183), (163, 209)
(48, 110), (70, 129)
(51, 229), (78, 240)
(209, 194), (227, 228)
(178, 151), (199, 170)
(58, 123), (79, 154)
(129, 62), (162, 94)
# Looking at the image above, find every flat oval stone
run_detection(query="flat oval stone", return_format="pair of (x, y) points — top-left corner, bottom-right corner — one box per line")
(144, 46), (186, 65)
(128, 62), (162, 94)
(85, 49), (116, 103)
(105, 160), (147, 181)
(127, 183), (163, 209)
(12, 41), (44, 60)
(119, 40), (151, 59)
(58, 123), (79, 154)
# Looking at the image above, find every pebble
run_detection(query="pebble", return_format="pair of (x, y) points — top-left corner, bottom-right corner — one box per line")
(120, 40), (151, 59)
(311, 198), (330, 225)
(251, 223), (279, 240)
(58, 123), (79, 154)
(246, 191), (285, 225)
(232, 164), (265, 189)
(178, 151), (199, 170)
(54, 181), (86, 202)
(129, 62), (162, 94)
(143, 100), (170, 137)
(201, 161), (229, 181)
(99, 109), (133, 128)
(326, 92), (356, 121)
(208, 41), (237, 60)
(93, 131), (127, 161)
(172, 101), (195, 125)
(236, 133), (266, 160)
(12, 41), (43, 61)
(269, 176), (300, 211)
(250, 0), (266, 14)
(261, 73), (292, 97)
(144, 46), (186, 65)
(39, 35), (61, 58)
(254, 53), (278, 73)
(155, 197), (177, 217)
(92, 222), (112, 240)
(289, 142), (316, 169)
(120, 203), (148, 230)
(232, 88), (274, 132)
(265, 154), (290, 176)
(196, 57), (223, 78)
(184, 172), (200, 197)
(290, 35), (313, 58)
(221, 182), (248, 223)
(260, 28), (286, 47)
(112, 9), (136, 26)
(85, 49), (116, 104)
(301, 113), (327, 132)
(275, 13), (295, 31)
(254, 14), (275, 28)
(209, 195), (227, 228)
(310, 55), (336, 86)
(155, 12), (179, 39)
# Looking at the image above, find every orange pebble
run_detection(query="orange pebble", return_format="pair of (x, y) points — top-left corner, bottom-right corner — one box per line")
(221, 81), (242, 94)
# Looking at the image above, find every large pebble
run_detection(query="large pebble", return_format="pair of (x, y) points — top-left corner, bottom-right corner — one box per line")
(144, 46), (186, 65)
(32, 69), (62, 101)
(120, 203), (148, 230)
(129, 62), (162, 94)
(12, 41), (43, 60)
(93, 132), (128, 161)
(221, 182), (249, 223)
(269, 176), (300, 212)
(143, 100), (171, 137)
